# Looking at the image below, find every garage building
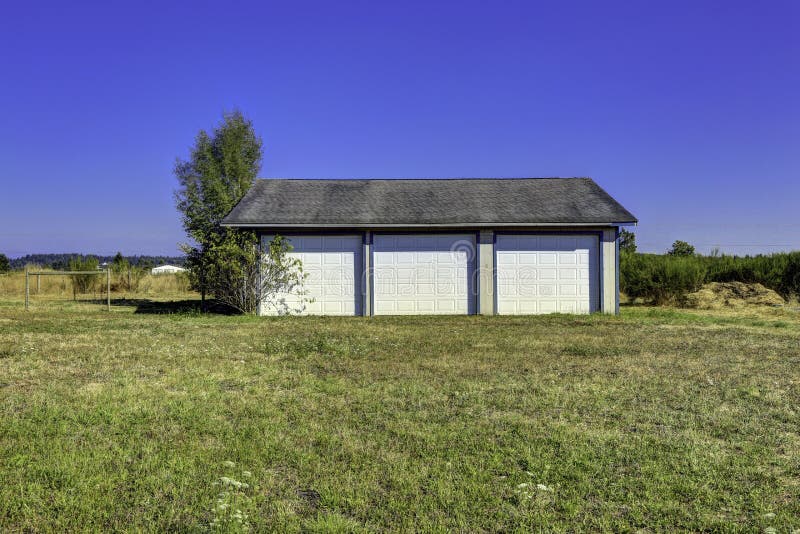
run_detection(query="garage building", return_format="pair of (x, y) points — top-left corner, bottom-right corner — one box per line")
(221, 178), (637, 316)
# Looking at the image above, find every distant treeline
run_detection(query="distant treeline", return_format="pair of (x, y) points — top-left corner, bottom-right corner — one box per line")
(9, 254), (186, 271)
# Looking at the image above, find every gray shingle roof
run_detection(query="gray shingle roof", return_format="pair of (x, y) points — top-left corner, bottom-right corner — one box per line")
(222, 178), (637, 227)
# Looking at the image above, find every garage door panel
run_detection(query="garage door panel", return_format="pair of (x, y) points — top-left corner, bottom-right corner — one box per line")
(375, 282), (395, 295)
(559, 253), (577, 265)
(302, 254), (323, 266)
(417, 300), (435, 313)
(538, 268), (557, 280)
(435, 251), (454, 263)
(416, 268), (434, 281)
(560, 268), (578, 280)
(396, 268), (415, 282)
(373, 234), (476, 315)
(374, 254), (395, 266)
(539, 284), (557, 297)
(302, 301), (322, 314)
(323, 254), (342, 265)
(396, 301), (414, 312)
(538, 300), (557, 313)
(397, 284), (416, 296)
(323, 284), (352, 297)
(497, 255), (516, 266)
(560, 284), (578, 296)
(539, 253), (557, 265)
(436, 267), (457, 280)
(260, 235), (362, 316)
(304, 285), (324, 296)
(518, 283), (536, 297)
(304, 269), (324, 283)
(497, 302), (513, 314)
(435, 282), (455, 294)
(496, 234), (599, 315)
(374, 269), (395, 281)
(417, 283), (435, 295)
(394, 252), (413, 264)
(498, 282), (517, 297)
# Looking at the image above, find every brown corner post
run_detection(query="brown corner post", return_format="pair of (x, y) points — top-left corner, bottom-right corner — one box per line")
(25, 269), (30, 311)
(107, 268), (111, 311)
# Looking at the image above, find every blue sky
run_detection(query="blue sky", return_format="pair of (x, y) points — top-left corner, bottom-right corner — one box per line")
(1, 0), (798, 257)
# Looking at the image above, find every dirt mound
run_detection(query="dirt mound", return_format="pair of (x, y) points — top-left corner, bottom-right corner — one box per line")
(681, 282), (785, 309)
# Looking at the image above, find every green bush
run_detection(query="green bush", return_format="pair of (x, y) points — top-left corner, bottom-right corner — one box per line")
(667, 240), (696, 256)
(621, 251), (800, 304)
(619, 252), (653, 302)
(621, 253), (706, 304)
(652, 256), (707, 304)
(68, 256), (100, 298)
(109, 253), (151, 292)
(779, 254), (800, 299)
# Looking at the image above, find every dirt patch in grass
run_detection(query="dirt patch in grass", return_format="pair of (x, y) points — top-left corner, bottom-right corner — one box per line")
(681, 282), (785, 309)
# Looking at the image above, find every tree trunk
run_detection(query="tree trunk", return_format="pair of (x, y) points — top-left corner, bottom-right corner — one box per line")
(200, 271), (207, 313)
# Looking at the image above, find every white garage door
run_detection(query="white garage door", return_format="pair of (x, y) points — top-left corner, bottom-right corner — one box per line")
(496, 234), (599, 314)
(373, 234), (476, 315)
(260, 235), (362, 316)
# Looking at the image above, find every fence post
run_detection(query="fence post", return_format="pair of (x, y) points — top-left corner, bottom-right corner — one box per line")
(37, 274), (41, 293)
(107, 268), (111, 311)
(25, 269), (30, 311)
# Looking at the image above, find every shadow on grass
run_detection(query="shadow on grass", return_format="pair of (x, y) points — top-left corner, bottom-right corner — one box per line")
(109, 298), (241, 315)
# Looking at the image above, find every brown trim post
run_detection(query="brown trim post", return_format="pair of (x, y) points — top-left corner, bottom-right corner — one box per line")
(25, 269), (30, 311)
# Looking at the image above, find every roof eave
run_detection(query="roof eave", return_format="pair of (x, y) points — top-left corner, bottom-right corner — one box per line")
(221, 221), (637, 228)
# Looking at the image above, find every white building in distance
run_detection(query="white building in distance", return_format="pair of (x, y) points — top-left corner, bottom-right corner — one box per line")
(151, 264), (187, 275)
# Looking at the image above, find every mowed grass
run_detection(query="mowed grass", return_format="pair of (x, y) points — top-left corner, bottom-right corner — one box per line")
(0, 300), (799, 532)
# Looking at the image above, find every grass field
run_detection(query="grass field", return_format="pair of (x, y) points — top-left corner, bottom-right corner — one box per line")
(1, 298), (798, 531)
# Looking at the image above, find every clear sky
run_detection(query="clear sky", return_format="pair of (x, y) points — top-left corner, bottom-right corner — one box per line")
(1, 0), (798, 258)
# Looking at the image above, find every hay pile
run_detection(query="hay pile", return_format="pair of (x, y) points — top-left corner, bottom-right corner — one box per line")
(681, 282), (785, 309)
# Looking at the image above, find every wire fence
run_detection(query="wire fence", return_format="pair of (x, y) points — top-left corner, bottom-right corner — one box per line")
(25, 269), (110, 311)
(0, 270), (193, 312)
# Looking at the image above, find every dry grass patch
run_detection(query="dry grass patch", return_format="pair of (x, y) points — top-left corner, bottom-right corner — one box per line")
(0, 271), (194, 305)
(682, 281), (786, 309)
